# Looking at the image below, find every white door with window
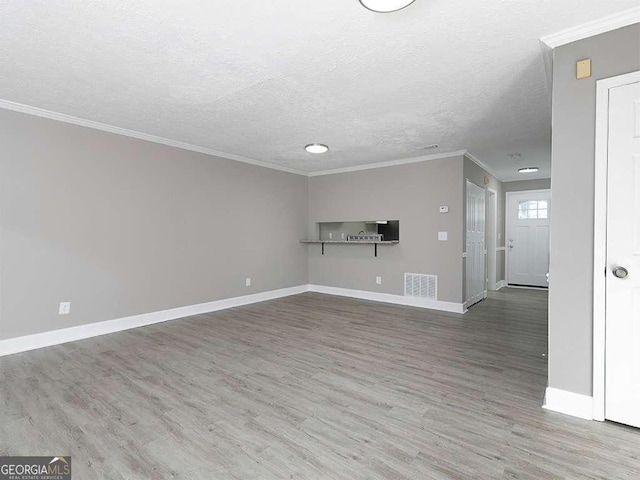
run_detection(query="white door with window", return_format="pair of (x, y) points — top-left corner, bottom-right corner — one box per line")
(465, 180), (486, 307)
(605, 80), (640, 428)
(506, 190), (550, 287)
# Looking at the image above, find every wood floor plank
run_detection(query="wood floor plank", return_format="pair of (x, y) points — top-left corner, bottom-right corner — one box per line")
(1, 288), (639, 479)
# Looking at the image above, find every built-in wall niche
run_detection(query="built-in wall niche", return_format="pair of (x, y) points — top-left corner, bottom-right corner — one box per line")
(317, 220), (400, 242)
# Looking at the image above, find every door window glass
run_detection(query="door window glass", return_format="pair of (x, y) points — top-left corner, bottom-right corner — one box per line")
(518, 200), (548, 219)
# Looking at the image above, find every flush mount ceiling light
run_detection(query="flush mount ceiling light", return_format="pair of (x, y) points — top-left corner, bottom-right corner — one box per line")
(305, 143), (329, 154)
(359, 0), (417, 13)
(518, 167), (539, 173)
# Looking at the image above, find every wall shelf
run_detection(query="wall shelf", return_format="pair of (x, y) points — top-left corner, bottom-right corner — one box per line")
(300, 240), (399, 257)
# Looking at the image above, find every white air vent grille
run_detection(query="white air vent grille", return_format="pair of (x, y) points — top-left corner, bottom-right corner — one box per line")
(404, 273), (437, 300)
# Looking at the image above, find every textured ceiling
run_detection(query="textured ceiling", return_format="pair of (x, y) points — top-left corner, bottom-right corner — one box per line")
(0, 0), (637, 180)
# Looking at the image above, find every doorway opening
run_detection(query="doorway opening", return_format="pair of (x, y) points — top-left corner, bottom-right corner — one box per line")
(506, 189), (551, 288)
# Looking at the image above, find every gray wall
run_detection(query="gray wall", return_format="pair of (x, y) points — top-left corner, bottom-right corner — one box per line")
(462, 156), (505, 287)
(503, 178), (551, 195)
(0, 109), (309, 340)
(307, 157), (465, 303)
(549, 24), (640, 396)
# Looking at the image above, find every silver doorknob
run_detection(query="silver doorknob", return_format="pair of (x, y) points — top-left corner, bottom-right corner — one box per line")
(612, 266), (629, 279)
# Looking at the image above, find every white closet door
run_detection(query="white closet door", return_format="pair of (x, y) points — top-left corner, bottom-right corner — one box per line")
(606, 80), (640, 428)
(466, 180), (486, 307)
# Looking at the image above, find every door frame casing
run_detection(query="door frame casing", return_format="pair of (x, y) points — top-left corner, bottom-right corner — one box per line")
(505, 189), (551, 287)
(593, 70), (640, 422)
(487, 187), (498, 290)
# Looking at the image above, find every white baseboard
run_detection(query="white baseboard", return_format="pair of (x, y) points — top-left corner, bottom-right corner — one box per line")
(0, 283), (467, 357)
(0, 285), (309, 357)
(543, 387), (594, 420)
(495, 280), (508, 290)
(308, 284), (466, 314)
(507, 284), (548, 291)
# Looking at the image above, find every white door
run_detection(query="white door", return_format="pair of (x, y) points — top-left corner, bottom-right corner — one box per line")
(506, 190), (550, 287)
(466, 180), (486, 307)
(606, 80), (640, 428)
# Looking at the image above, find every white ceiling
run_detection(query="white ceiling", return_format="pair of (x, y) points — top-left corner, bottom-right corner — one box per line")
(0, 0), (637, 181)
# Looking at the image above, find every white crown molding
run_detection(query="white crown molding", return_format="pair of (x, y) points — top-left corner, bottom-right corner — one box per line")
(463, 150), (505, 182)
(539, 40), (554, 107)
(543, 387), (594, 420)
(307, 150), (468, 177)
(308, 284), (466, 314)
(540, 7), (640, 49)
(0, 285), (309, 357)
(0, 99), (308, 177)
(0, 98), (510, 181)
(308, 148), (506, 181)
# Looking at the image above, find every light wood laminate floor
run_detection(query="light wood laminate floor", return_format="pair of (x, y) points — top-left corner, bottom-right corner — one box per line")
(1, 289), (639, 479)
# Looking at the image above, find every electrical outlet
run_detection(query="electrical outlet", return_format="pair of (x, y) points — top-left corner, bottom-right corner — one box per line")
(439, 206), (449, 213)
(341, 232), (345, 240)
(376, 276), (382, 285)
(245, 277), (251, 287)
(438, 231), (448, 241)
(329, 232), (333, 239)
(59, 302), (71, 315)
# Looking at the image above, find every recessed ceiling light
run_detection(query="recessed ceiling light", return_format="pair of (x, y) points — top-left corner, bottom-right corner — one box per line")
(423, 144), (440, 150)
(359, 0), (417, 13)
(518, 167), (539, 173)
(305, 143), (329, 154)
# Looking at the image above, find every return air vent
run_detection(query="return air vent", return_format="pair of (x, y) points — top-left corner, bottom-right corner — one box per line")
(404, 273), (437, 300)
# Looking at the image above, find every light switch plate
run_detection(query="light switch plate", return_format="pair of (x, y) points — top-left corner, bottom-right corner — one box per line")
(439, 206), (449, 213)
(245, 277), (251, 287)
(577, 59), (591, 79)
(59, 302), (71, 315)
(438, 231), (448, 241)
(376, 276), (382, 285)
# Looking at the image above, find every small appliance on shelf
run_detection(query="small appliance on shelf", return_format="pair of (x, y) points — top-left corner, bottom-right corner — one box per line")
(347, 233), (384, 242)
